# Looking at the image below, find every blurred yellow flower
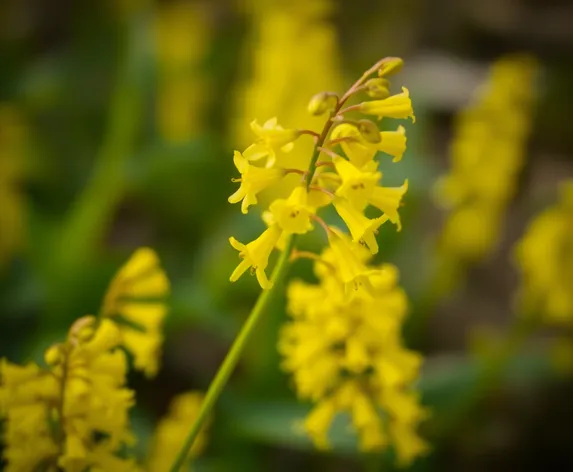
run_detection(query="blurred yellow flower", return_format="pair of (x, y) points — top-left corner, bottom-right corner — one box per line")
(147, 392), (208, 472)
(433, 55), (537, 291)
(515, 181), (573, 323)
(154, 1), (211, 143)
(279, 247), (428, 463)
(1, 317), (137, 471)
(102, 247), (170, 377)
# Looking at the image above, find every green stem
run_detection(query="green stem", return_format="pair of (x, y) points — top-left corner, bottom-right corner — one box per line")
(169, 236), (295, 472)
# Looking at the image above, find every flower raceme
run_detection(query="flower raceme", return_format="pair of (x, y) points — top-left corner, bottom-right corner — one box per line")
(433, 55), (537, 269)
(225, 57), (428, 465)
(515, 181), (573, 323)
(0, 248), (209, 471)
(228, 57), (413, 291)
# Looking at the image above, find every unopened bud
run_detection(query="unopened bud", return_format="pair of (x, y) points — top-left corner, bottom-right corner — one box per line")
(44, 344), (64, 366)
(357, 119), (381, 144)
(378, 57), (404, 78)
(365, 78), (390, 99)
(307, 92), (339, 116)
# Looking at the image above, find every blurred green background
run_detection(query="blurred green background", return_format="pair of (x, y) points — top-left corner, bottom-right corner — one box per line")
(1, 0), (573, 470)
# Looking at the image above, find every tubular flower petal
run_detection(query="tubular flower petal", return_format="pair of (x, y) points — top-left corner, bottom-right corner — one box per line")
(333, 198), (387, 254)
(377, 125), (407, 162)
(243, 118), (301, 167)
(333, 156), (381, 209)
(331, 123), (377, 168)
(228, 151), (284, 214)
(360, 87), (415, 122)
(230, 225), (282, 289)
(269, 186), (314, 235)
(368, 179), (408, 231)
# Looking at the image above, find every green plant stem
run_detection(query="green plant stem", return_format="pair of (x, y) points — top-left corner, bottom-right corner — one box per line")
(168, 236), (295, 472)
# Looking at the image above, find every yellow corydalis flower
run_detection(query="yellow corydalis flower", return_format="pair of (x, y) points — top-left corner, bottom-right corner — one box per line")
(269, 186), (314, 234)
(229, 225), (282, 290)
(515, 181), (573, 323)
(102, 247), (170, 378)
(332, 198), (387, 254)
(331, 123), (407, 167)
(243, 118), (301, 167)
(228, 151), (284, 214)
(0, 317), (137, 472)
(360, 87), (415, 122)
(147, 392), (209, 472)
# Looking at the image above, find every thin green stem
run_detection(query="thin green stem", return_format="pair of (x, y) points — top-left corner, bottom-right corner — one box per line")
(168, 236), (295, 472)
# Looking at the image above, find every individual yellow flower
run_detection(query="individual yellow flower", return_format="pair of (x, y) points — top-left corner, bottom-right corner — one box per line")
(333, 157), (381, 209)
(360, 87), (415, 122)
(269, 186), (314, 234)
(330, 124), (407, 168)
(332, 198), (387, 254)
(147, 392), (209, 472)
(243, 118), (301, 167)
(229, 225), (282, 289)
(228, 150), (284, 214)
(101, 247), (170, 378)
(330, 123), (377, 168)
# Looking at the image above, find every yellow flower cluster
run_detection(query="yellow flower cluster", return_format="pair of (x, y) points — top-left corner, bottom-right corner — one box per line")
(147, 392), (209, 472)
(279, 236), (428, 465)
(154, 1), (211, 143)
(0, 105), (27, 270)
(0, 318), (138, 471)
(0, 248), (208, 471)
(515, 181), (573, 323)
(228, 58), (413, 290)
(227, 54), (426, 464)
(434, 55), (537, 272)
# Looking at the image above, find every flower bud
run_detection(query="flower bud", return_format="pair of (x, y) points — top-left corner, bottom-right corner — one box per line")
(307, 92), (339, 116)
(377, 57), (404, 78)
(365, 78), (390, 99)
(357, 120), (381, 144)
(44, 344), (64, 366)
